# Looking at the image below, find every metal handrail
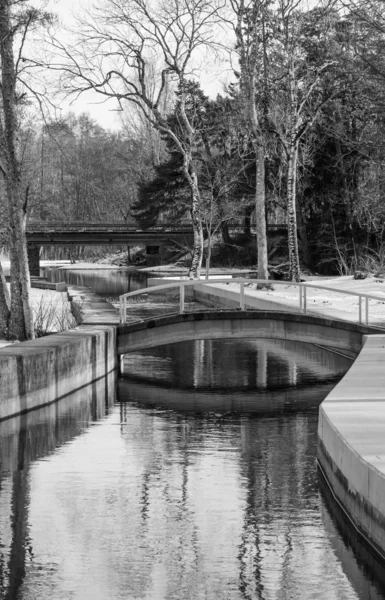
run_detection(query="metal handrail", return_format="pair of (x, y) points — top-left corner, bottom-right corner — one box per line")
(119, 278), (385, 326)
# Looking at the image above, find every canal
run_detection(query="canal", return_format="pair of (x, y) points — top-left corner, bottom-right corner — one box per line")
(0, 268), (385, 599)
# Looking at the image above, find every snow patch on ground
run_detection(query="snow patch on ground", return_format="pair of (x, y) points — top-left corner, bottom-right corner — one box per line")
(0, 286), (76, 347)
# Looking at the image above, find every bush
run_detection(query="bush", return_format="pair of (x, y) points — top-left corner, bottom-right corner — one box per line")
(32, 294), (78, 338)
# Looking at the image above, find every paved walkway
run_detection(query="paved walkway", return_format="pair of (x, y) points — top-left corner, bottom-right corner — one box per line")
(222, 275), (385, 327)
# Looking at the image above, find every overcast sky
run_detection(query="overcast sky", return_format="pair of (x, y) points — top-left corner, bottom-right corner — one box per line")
(41, 0), (233, 131)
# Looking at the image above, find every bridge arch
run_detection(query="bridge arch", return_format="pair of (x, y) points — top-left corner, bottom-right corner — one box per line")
(117, 310), (379, 356)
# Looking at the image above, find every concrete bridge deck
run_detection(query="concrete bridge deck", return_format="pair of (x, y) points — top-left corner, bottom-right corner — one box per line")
(117, 310), (377, 356)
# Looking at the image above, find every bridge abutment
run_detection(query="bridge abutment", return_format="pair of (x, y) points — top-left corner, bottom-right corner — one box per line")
(27, 244), (40, 276)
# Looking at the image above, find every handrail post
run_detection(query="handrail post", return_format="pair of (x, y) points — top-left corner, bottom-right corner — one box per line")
(303, 286), (307, 314)
(365, 297), (369, 325)
(240, 282), (245, 310)
(180, 283), (185, 313)
(123, 297), (127, 324)
(358, 295), (362, 323)
(119, 297), (123, 324)
(299, 285), (303, 311)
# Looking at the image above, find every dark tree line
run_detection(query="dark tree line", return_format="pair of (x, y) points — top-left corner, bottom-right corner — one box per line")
(132, 1), (385, 277)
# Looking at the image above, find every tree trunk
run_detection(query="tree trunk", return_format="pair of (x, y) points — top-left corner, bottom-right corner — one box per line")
(335, 137), (357, 268)
(221, 221), (232, 245)
(245, 84), (269, 280)
(0, 0), (34, 340)
(186, 169), (203, 279)
(8, 193), (34, 339)
(205, 232), (212, 280)
(255, 144), (268, 279)
(296, 194), (313, 269)
(287, 142), (301, 282)
(243, 206), (253, 239)
(188, 190), (203, 279)
(0, 259), (10, 338)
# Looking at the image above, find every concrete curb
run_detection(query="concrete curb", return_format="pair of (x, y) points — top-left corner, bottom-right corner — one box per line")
(317, 334), (385, 560)
(30, 276), (67, 292)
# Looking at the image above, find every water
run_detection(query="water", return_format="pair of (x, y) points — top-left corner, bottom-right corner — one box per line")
(47, 268), (148, 297)
(1, 269), (385, 598)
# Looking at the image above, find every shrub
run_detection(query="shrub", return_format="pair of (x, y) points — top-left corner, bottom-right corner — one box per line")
(32, 294), (77, 338)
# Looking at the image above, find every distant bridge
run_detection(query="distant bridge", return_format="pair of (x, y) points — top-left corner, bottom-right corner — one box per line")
(26, 221), (196, 275)
(26, 221), (287, 245)
(26, 221), (195, 247)
(26, 221), (288, 275)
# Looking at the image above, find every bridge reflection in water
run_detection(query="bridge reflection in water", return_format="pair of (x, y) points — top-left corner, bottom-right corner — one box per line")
(120, 338), (352, 413)
(0, 338), (385, 599)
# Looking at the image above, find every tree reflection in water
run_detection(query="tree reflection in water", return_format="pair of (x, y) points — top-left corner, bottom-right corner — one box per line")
(0, 372), (116, 599)
(0, 338), (385, 599)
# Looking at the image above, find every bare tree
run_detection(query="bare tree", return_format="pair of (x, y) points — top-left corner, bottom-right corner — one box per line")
(230, 0), (270, 280)
(0, 0), (45, 339)
(44, 0), (226, 278)
(268, 0), (337, 281)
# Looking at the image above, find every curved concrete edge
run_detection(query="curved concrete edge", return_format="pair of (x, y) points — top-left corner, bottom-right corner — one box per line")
(317, 334), (385, 559)
(0, 285), (120, 422)
(117, 311), (377, 355)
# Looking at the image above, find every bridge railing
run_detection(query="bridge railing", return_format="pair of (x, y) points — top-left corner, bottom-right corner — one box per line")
(26, 221), (194, 233)
(26, 221), (287, 233)
(119, 278), (385, 327)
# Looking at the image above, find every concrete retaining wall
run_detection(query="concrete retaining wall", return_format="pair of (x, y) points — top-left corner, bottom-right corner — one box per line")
(318, 334), (385, 559)
(0, 286), (119, 421)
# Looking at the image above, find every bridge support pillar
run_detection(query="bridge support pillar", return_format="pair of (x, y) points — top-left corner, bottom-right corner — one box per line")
(27, 245), (40, 276)
(146, 245), (161, 267)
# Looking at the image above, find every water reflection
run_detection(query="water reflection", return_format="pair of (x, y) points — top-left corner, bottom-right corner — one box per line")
(0, 372), (116, 600)
(47, 268), (148, 297)
(122, 338), (353, 393)
(1, 337), (385, 599)
(319, 473), (385, 600)
(118, 378), (336, 415)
